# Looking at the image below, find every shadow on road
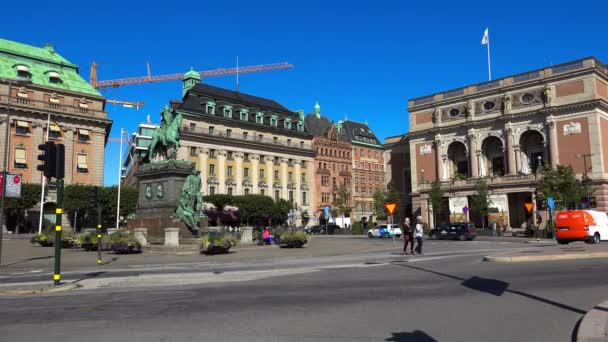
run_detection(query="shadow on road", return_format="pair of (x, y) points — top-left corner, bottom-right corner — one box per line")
(72, 271), (106, 284)
(385, 330), (438, 341)
(0, 256), (52, 268)
(396, 263), (586, 315)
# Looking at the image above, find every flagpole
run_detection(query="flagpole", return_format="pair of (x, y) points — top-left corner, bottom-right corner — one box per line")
(116, 128), (123, 229)
(486, 31), (492, 81)
(38, 114), (50, 234)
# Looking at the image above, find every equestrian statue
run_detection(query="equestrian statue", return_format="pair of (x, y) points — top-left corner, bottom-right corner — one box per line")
(142, 106), (182, 162)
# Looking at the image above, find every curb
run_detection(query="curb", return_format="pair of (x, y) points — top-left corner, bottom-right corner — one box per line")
(0, 283), (81, 296)
(483, 251), (608, 263)
(577, 300), (608, 342)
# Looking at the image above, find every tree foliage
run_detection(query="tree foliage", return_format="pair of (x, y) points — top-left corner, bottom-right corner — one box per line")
(428, 180), (444, 218)
(470, 179), (492, 227)
(372, 188), (388, 219)
(537, 165), (583, 210)
(97, 186), (138, 228)
(203, 194), (234, 213)
(4, 183), (42, 213)
(232, 194), (274, 226)
(332, 185), (353, 217)
(270, 198), (292, 225)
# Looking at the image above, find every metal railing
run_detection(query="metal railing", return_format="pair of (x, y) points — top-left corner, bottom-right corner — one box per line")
(0, 95), (107, 119)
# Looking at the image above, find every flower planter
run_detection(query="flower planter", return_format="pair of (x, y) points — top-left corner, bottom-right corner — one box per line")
(37, 240), (54, 247)
(202, 244), (232, 255)
(111, 242), (141, 255)
(81, 242), (96, 251)
(61, 240), (75, 249)
(280, 241), (305, 248)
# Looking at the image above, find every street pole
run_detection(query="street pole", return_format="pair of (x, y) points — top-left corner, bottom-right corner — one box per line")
(0, 77), (31, 265)
(97, 206), (102, 265)
(38, 113), (50, 234)
(116, 128), (124, 229)
(53, 178), (64, 286)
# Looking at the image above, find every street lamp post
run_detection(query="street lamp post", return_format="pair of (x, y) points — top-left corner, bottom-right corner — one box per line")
(0, 77), (32, 265)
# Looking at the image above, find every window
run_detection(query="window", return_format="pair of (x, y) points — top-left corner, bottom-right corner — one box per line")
(355, 176), (358, 184)
(14, 147), (27, 169)
(260, 169), (265, 178)
(77, 154), (88, 173)
(301, 173), (306, 183)
(287, 139), (291, 146)
(206, 102), (216, 115)
(240, 109), (249, 121)
(227, 166), (233, 177)
(302, 161), (306, 168)
(260, 189), (265, 196)
(300, 141), (304, 148)
(48, 71), (61, 84)
(244, 167), (249, 178)
(227, 151), (233, 160)
(274, 190), (280, 201)
(274, 170), (279, 180)
(49, 124), (61, 139)
(223, 105), (232, 118)
(355, 161), (358, 169)
(256, 112), (264, 124)
(190, 146), (197, 156)
(244, 188), (250, 195)
(288, 172), (293, 182)
(368, 150), (371, 157)
(228, 187), (233, 195)
(209, 164), (215, 175)
(270, 115), (278, 127)
(289, 190), (294, 204)
(284, 118), (292, 129)
(297, 122), (304, 132)
(302, 192), (307, 205)
(16, 65), (30, 78)
(243, 132), (249, 140)
(318, 162), (322, 169)
(75, 129), (89, 143)
(209, 186), (216, 195)
(483, 101), (496, 111)
(208, 126), (214, 134)
(209, 149), (216, 158)
(16, 121), (29, 135)
(244, 153), (249, 161)
(457, 161), (469, 177)
(189, 123), (196, 131)
(521, 93), (536, 104)
(273, 137), (278, 144)
(226, 129), (232, 138)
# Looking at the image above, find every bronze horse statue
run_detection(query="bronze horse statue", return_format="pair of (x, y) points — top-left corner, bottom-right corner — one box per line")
(142, 106), (182, 162)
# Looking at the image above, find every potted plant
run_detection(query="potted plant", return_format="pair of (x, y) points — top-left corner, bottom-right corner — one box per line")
(279, 231), (308, 248)
(30, 232), (54, 247)
(200, 234), (238, 255)
(109, 231), (142, 254)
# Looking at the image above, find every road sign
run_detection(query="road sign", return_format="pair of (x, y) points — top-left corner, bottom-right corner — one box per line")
(524, 202), (534, 214)
(547, 197), (555, 211)
(384, 203), (397, 215)
(324, 206), (330, 217)
(463, 205), (469, 214)
(0, 173), (22, 198)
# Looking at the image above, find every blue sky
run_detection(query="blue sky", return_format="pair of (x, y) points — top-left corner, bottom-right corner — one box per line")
(4, 0), (607, 185)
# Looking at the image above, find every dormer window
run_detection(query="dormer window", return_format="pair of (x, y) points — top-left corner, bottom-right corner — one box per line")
(256, 112), (264, 124)
(270, 114), (278, 127)
(15, 65), (30, 79)
(47, 71), (61, 84)
(240, 109), (249, 121)
(297, 121), (304, 132)
(205, 101), (216, 115)
(223, 105), (232, 118)
(284, 118), (292, 129)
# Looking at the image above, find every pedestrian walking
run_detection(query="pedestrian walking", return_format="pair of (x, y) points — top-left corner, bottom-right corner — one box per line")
(491, 220), (497, 238)
(402, 218), (414, 255)
(414, 216), (424, 255)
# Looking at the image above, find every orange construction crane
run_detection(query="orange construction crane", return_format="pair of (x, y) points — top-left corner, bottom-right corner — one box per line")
(90, 61), (294, 89)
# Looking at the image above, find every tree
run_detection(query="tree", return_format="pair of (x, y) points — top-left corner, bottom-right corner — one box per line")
(270, 198), (292, 225)
(537, 165), (583, 210)
(372, 188), (388, 220)
(470, 179), (492, 229)
(4, 183), (42, 214)
(64, 184), (95, 230)
(428, 180), (444, 226)
(232, 194), (274, 226)
(97, 186), (138, 228)
(202, 194), (234, 225)
(332, 185), (353, 219)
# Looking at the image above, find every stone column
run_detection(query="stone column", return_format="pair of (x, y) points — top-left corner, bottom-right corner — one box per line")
(281, 158), (288, 200)
(295, 160), (302, 206)
(251, 153), (260, 194)
(476, 151), (483, 177)
(235, 152), (244, 195)
(548, 119), (559, 168)
(434, 138), (442, 181)
(506, 128), (516, 175)
(514, 145), (521, 174)
(441, 155), (449, 181)
(218, 149), (227, 194)
(198, 148), (208, 193)
(468, 132), (478, 178)
(266, 155), (274, 197)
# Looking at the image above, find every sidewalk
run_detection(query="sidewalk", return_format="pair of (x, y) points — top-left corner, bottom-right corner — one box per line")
(577, 300), (608, 342)
(483, 241), (608, 262)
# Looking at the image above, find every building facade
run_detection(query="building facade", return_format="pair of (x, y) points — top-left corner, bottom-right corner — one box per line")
(0, 39), (111, 186)
(174, 74), (315, 225)
(384, 135), (412, 226)
(406, 57), (608, 229)
(338, 120), (385, 224)
(305, 102), (353, 224)
(122, 121), (159, 187)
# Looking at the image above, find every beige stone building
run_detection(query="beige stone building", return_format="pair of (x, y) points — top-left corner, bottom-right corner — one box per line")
(403, 57), (608, 229)
(174, 73), (315, 225)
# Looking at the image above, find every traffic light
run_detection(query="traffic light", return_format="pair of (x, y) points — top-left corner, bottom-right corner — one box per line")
(55, 144), (65, 180)
(89, 186), (98, 208)
(37, 141), (56, 179)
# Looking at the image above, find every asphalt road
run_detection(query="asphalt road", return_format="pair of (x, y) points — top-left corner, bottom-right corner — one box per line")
(1, 239), (606, 341)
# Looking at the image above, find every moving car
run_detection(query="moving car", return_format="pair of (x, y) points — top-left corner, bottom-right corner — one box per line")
(368, 224), (402, 238)
(306, 223), (340, 235)
(428, 223), (476, 241)
(555, 210), (608, 244)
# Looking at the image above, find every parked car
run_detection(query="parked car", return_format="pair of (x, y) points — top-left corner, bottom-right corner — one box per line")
(306, 223), (340, 235)
(428, 223), (476, 241)
(368, 224), (402, 238)
(555, 210), (608, 244)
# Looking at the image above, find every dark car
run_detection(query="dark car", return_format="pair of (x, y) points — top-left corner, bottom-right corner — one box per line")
(305, 223), (340, 235)
(428, 223), (477, 241)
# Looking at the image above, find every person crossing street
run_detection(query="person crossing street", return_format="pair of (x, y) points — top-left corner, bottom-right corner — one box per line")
(402, 217), (415, 255)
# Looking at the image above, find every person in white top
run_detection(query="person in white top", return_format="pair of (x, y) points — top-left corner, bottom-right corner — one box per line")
(414, 216), (424, 255)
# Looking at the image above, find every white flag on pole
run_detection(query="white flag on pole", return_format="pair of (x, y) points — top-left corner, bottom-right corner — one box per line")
(481, 28), (489, 45)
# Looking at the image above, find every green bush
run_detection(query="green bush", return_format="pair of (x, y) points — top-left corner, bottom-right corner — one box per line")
(200, 234), (238, 254)
(279, 231), (308, 248)
(30, 232), (54, 247)
(351, 222), (363, 235)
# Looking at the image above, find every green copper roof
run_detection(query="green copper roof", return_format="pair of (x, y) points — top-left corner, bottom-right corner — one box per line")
(184, 67), (201, 80)
(0, 39), (100, 96)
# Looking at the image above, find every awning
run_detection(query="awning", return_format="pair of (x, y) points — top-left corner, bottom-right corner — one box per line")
(49, 124), (60, 132)
(48, 71), (60, 78)
(78, 102), (88, 109)
(77, 155), (88, 169)
(16, 65), (29, 72)
(49, 97), (60, 103)
(78, 129), (89, 136)
(16, 121), (29, 128)
(14, 148), (26, 164)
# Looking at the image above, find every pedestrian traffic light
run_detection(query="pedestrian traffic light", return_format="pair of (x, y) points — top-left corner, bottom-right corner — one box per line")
(89, 186), (98, 207)
(37, 141), (56, 179)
